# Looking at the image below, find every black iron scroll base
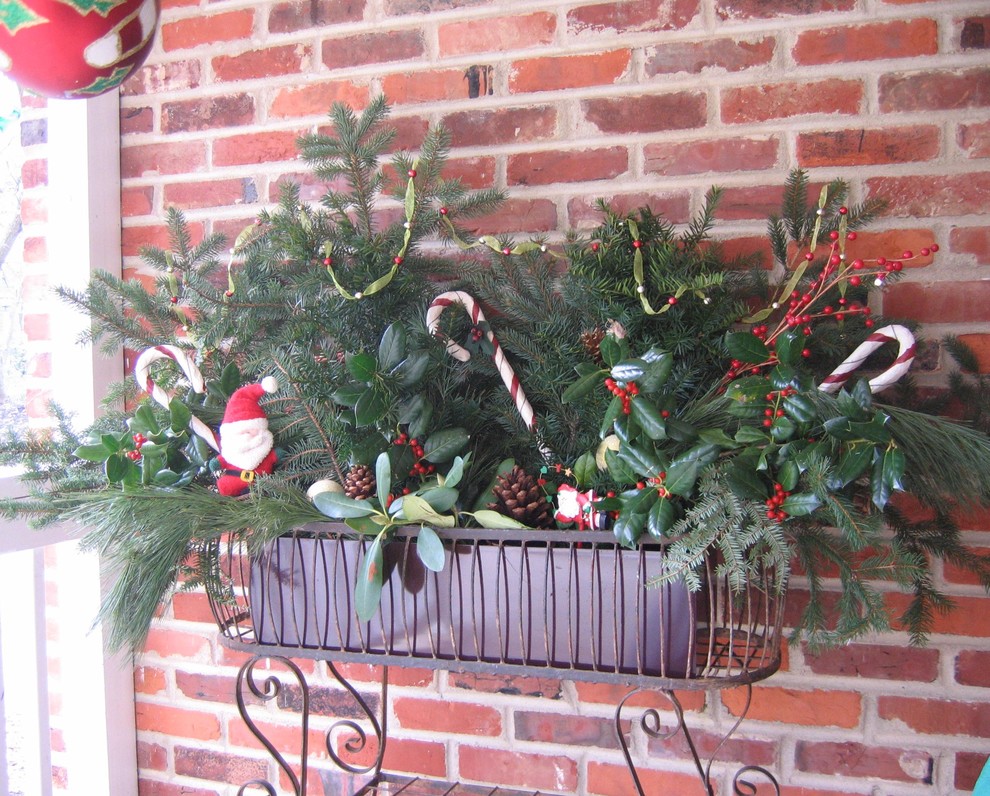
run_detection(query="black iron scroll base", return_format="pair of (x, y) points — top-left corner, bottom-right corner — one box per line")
(232, 652), (780, 796)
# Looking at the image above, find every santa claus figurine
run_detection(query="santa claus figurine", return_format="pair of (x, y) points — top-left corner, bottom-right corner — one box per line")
(215, 377), (279, 497)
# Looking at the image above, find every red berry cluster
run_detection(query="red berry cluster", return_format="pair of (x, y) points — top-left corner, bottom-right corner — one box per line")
(469, 326), (484, 343)
(765, 482), (791, 521)
(393, 432), (436, 478)
(127, 433), (146, 461)
(761, 388), (797, 428)
(604, 378), (639, 414)
(647, 473), (671, 499)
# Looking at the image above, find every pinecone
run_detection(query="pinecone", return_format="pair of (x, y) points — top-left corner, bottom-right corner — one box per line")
(343, 464), (376, 500)
(487, 465), (554, 529)
(580, 328), (606, 364)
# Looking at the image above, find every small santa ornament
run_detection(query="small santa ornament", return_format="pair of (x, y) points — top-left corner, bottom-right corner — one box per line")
(215, 377), (278, 497)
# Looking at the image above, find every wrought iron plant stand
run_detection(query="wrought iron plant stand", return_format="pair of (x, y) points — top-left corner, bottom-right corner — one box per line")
(208, 524), (785, 796)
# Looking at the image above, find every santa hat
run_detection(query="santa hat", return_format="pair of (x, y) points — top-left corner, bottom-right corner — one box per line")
(219, 377), (278, 470)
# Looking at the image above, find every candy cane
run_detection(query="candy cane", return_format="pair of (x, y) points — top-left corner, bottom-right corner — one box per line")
(134, 345), (221, 451)
(426, 290), (536, 431)
(818, 325), (916, 395)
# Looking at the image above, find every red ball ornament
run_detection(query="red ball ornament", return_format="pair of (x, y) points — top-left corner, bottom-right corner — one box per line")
(0, 0), (159, 99)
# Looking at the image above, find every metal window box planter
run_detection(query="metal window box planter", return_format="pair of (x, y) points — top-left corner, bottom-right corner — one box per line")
(209, 523), (784, 688)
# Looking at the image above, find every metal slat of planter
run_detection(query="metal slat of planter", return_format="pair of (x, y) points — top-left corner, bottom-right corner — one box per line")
(207, 524), (784, 796)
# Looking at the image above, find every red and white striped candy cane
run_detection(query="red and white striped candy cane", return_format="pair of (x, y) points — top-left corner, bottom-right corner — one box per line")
(426, 290), (536, 431)
(134, 345), (221, 451)
(818, 324), (916, 395)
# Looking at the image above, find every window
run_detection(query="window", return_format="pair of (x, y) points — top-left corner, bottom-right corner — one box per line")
(0, 94), (136, 796)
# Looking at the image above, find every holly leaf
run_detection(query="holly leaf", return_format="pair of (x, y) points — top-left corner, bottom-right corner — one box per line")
(637, 349), (673, 393)
(394, 351), (430, 388)
(872, 447), (905, 509)
(169, 398), (192, 433)
(783, 393), (817, 424)
(833, 444), (874, 488)
(610, 359), (645, 383)
(725, 332), (769, 365)
(572, 452), (596, 489)
(777, 459), (800, 492)
(780, 492), (821, 517)
(332, 386), (365, 407)
(354, 388), (388, 427)
(423, 428), (469, 463)
(629, 396), (667, 440)
(663, 459), (699, 497)
(600, 394), (623, 438)
(220, 362), (241, 397)
(616, 443), (663, 478)
(74, 443), (112, 462)
(355, 534), (386, 621)
(599, 334), (625, 367)
(378, 323), (407, 371)
(562, 369), (604, 404)
(346, 352), (377, 382)
(775, 330), (801, 367)
(646, 498), (675, 539)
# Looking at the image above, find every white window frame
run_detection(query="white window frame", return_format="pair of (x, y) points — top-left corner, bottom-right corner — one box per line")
(0, 91), (137, 796)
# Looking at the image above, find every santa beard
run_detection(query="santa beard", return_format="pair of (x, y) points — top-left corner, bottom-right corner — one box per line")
(220, 418), (274, 470)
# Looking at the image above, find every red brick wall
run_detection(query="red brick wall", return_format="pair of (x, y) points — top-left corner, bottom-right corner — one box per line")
(118, 1), (990, 794)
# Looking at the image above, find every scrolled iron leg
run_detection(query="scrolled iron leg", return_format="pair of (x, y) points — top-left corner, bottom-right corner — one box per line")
(235, 654), (310, 796)
(615, 684), (780, 796)
(323, 660), (388, 778)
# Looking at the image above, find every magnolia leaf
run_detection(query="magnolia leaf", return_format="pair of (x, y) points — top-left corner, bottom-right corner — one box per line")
(313, 490), (377, 519)
(396, 494), (455, 527)
(346, 352), (377, 382)
(378, 323), (407, 371)
(418, 486), (458, 513)
(470, 509), (530, 529)
(376, 452), (391, 509)
(355, 535), (385, 621)
(443, 456), (466, 489)
(725, 332), (769, 365)
(345, 515), (384, 534)
(415, 526), (446, 572)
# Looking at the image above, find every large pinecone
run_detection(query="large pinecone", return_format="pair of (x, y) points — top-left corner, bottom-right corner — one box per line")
(343, 464), (376, 499)
(487, 465), (554, 529)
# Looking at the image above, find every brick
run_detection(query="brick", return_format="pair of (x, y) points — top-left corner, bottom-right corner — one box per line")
(956, 751), (990, 791)
(884, 280), (990, 325)
(716, 234), (774, 269)
(227, 716), (325, 757)
(213, 44), (309, 83)
(122, 59), (201, 96)
(443, 156), (497, 190)
(162, 94), (255, 134)
(135, 703), (221, 740)
(21, 158), (47, 189)
(22, 236), (45, 263)
(841, 229), (935, 268)
(268, 0), (365, 33)
(393, 696), (501, 735)
(878, 696), (990, 737)
(508, 147), (628, 186)
(19, 117), (45, 146)
(138, 780), (218, 796)
(322, 733), (446, 779)
(161, 11), (255, 51)
(23, 314), (49, 341)
(867, 173), (990, 217)
(959, 120), (990, 158)
(649, 726), (777, 767)
(449, 671), (562, 698)
(716, 0), (853, 19)
(174, 745), (267, 785)
(722, 79), (862, 123)
(510, 50), (631, 93)
(723, 686), (861, 728)
(797, 126), (940, 167)
(583, 92), (706, 133)
(956, 649), (990, 686)
(567, 0), (699, 34)
(141, 626), (211, 659)
(466, 198), (557, 234)
(385, 0), (487, 14)
(121, 141), (206, 179)
(269, 81), (369, 119)
(568, 191), (691, 228)
(175, 670), (239, 703)
(459, 747), (578, 792)
(880, 68), (990, 112)
(573, 681), (706, 712)
(277, 682), (374, 718)
(804, 642), (939, 681)
(514, 711), (620, 749)
(381, 68), (471, 105)
(714, 184), (786, 221)
(889, 593), (990, 637)
(213, 130), (300, 168)
(137, 739), (168, 771)
(164, 178), (254, 210)
(122, 187), (153, 217)
(19, 196), (46, 224)
(645, 36), (774, 76)
(961, 17), (990, 49)
(796, 740), (932, 784)
(645, 136), (778, 175)
(443, 105), (557, 147)
(439, 13), (556, 57)
(27, 352), (51, 378)
(323, 30), (425, 70)
(587, 761), (701, 796)
(133, 665), (167, 695)
(121, 106), (153, 135)
(953, 332), (990, 372)
(794, 19), (937, 64)
(942, 545), (990, 584)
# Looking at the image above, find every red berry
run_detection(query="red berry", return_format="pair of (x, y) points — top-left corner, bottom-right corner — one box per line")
(394, 256), (403, 265)
(324, 257), (332, 265)
(920, 247), (930, 256)
(849, 276), (861, 287)
(930, 243), (939, 252)
(851, 259), (864, 270)
(901, 250), (913, 259)
(502, 247), (511, 256)
(439, 207), (449, 215)
(632, 240), (643, 249)
(802, 348), (811, 358)
(408, 169), (417, 178)
(846, 231), (857, 241)
(667, 296), (677, 305)
(829, 231), (839, 241)
(170, 296), (179, 304)
(838, 206), (848, 215)
(804, 252), (814, 261)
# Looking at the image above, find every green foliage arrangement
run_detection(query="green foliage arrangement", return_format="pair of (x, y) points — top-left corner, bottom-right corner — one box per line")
(2, 98), (989, 653)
